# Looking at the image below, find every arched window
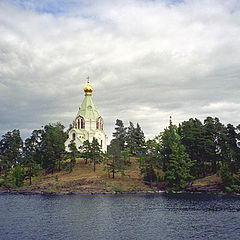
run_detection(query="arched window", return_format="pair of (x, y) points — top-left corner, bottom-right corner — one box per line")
(96, 117), (103, 130)
(75, 116), (85, 129)
(72, 133), (76, 140)
(81, 118), (84, 129)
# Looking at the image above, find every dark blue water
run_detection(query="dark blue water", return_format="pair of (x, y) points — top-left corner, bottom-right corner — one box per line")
(0, 193), (239, 240)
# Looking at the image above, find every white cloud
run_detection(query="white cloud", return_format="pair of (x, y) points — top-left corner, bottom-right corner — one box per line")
(0, 0), (240, 141)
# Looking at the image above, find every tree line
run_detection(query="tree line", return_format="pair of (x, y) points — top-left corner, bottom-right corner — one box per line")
(0, 123), (67, 187)
(0, 116), (240, 193)
(109, 117), (240, 192)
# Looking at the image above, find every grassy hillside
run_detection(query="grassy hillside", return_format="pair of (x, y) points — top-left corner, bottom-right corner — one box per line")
(14, 157), (152, 194)
(0, 157), (227, 195)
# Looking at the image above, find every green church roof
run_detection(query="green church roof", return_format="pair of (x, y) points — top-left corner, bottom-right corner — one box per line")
(77, 95), (100, 120)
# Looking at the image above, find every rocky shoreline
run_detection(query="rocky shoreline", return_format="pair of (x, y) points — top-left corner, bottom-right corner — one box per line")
(1, 184), (238, 196)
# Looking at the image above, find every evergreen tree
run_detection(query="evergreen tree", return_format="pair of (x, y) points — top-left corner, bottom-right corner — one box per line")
(225, 124), (240, 173)
(81, 140), (92, 164)
(22, 132), (42, 185)
(203, 117), (226, 174)
(138, 139), (160, 188)
(39, 123), (66, 173)
(159, 117), (177, 172)
(0, 129), (23, 178)
(91, 138), (102, 172)
(160, 118), (194, 190)
(104, 140), (125, 179)
(126, 122), (145, 156)
(121, 147), (131, 165)
(126, 121), (137, 155)
(165, 142), (194, 190)
(10, 164), (25, 188)
(112, 119), (127, 151)
(178, 118), (206, 177)
(68, 140), (78, 172)
(135, 123), (146, 154)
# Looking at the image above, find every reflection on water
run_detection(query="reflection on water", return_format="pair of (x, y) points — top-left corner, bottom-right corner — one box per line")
(0, 193), (239, 240)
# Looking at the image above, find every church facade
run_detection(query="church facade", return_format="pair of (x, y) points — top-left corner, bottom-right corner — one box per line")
(65, 79), (108, 152)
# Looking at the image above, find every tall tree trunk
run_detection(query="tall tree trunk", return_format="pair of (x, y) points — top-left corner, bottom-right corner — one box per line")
(94, 158), (96, 172)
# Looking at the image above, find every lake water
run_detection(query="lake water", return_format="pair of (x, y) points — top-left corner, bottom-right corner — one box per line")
(0, 193), (240, 240)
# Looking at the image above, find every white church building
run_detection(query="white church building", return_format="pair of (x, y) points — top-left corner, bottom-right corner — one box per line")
(65, 78), (108, 152)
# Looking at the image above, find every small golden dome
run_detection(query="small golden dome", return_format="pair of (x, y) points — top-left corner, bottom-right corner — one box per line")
(84, 77), (93, 96)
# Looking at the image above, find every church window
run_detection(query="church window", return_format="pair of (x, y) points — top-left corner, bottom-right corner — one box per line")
(76, 116), (85, 129)
(72, 133), (76, 140)
(96, 117), (103, 130)
(81, 118), (84, 128)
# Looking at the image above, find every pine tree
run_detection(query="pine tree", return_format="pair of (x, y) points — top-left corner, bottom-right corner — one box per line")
(81, 140), (92, 164)
(39, 123), (66, 173)
(126, 122), (145, 156)
(0, 129), (23, 178)
(68, 140), (78, 172)
(203, 117), (226, 174)
(135, 123), (146, 154)
(22, 132), (41, 185)
(126, 121), (137, 155)
(104, 140), (125, 179)
(225, 124), (240, 173)
(91, 138), (102, 172)
(138, 139), (160, 188)
(165, 142), (194, 190)
(112, 119), (127, 151)
(160, 117), (194, 190)
(178, 118), (206, 177)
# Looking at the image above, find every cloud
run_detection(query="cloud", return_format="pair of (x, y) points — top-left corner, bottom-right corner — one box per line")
(0, 0), (240, 141)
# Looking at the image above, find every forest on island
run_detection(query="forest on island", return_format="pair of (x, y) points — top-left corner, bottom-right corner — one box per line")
(0, 116), (240, 193)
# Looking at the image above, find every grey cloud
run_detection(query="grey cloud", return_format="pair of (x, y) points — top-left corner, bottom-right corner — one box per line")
(1, 0), (240, 141)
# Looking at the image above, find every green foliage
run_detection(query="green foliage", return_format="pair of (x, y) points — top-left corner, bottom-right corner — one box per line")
(81, 138), (102, 171)
(160, 118), (194, 190)
(22, 132), (42, 185)
(81, 140), (92, 164)
(126, 122), (145, 156)
(68, 140), (78, 172)
(10, 164), (25, 188)
(112, 185), (122, 193)
(40, 123), (66, 173)
(112, 119), (127, 151)
(104, 140), (126, 179)
(220, 164), (240, 193)
(121, 148), (131, 165)
(91, 138), (102, 172)
(0, 129), (23, 177)
(130, 184), (137, 192)
(138, 139), (160, 188)
(220, 164), (234, 187)
(143, 169), (157, 182)
(178, 118), (206, 177)
(102, 180), (108, 189)
(165, 143), (194, 190)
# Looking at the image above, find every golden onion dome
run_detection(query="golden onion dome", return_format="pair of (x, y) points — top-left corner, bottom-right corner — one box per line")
(84, 77), (93, 96)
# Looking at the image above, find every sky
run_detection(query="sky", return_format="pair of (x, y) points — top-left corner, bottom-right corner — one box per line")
(1, 0), (240, 142)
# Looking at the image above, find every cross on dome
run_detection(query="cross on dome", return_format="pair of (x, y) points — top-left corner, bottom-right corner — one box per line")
(84, 76), (93, 95)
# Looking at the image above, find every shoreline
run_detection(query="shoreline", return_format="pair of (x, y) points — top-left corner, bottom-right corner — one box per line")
(1, 187), (239, 197)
